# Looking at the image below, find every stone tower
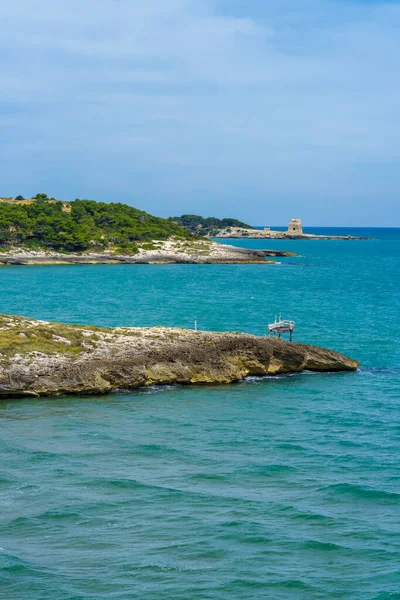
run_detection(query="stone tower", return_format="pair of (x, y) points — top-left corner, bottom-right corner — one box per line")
(287, 218), (303, 235)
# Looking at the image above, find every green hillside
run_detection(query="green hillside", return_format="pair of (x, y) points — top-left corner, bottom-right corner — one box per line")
(0, 195), (192, 253)
(168, 214), (253, 236)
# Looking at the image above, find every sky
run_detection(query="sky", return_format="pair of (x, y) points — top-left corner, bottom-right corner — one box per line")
(0, 0), (399, 226)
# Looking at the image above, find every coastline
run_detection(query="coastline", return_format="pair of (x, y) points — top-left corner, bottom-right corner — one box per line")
(209, 221), (374, 240)
(0, 314), (359, 399)
(0, 239), (295, 265)
(211, 232), (373, 240)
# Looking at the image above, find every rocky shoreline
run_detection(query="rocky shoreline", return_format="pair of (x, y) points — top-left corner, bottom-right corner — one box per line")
(213, 231), (372, 240)
(211, 220), (373, 240)
(0, 315), (359, 398)
(0, 240), (294, 265)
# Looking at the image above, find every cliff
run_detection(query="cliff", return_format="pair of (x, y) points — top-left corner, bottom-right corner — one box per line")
(0, 315), (359, 398)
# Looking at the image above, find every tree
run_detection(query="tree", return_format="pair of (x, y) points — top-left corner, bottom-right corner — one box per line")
(34, 193), (49, 202)
(15, 195), (24, 201)
(169, 214), (252, 235)
(0, 197), (193, 252)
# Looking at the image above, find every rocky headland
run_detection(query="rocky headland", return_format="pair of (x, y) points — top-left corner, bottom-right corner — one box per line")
(0, 315), (359, 399)
(0, 198), (297, 264)
(211, 219), (373, 240)
(0, 240), (294, 265)
(212, 228), (372, 240)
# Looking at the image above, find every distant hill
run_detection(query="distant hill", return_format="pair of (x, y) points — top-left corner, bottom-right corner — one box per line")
(0, 195), (192, 253)
(168, 214), (253, 236)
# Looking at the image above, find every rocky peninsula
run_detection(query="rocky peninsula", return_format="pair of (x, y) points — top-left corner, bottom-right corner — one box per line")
(0, 197), (295, 264)
(0, 240), (293, 265)
(212, 218), (372, 240)
(0, 315), (359, 398)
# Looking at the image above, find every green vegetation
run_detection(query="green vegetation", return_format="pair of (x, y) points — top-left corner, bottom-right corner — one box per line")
(169, 214), (253, 236)
(33, 193), (56, 202)
(0, 316), (88, 359)
(141, 242), (159, 251)
(0, 196), (192, 252)
(0, 314), (121, 361)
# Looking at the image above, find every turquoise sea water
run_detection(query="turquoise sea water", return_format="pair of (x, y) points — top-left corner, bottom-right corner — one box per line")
(0, 228), (399, 599)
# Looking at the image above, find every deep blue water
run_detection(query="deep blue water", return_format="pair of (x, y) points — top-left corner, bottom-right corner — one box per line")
(0, 228), (399, 599)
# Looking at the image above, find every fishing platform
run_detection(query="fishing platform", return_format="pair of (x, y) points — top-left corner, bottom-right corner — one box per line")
(268, 316), (295, 341)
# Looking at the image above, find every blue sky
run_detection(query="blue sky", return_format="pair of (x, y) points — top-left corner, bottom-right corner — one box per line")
(1, 0), (399, 225)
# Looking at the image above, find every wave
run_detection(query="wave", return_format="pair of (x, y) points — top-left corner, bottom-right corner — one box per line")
(237, 463), (298, 476)
(115, 384), (179, 396)
(274, 505), (338, 524)
(358, 366), (400, 376)
(299, 539), (348, 552)
(321, 483), (400, 503)
(188, 473), (231, 483)
(371, 593), (400, 600)
(221, 578), (316, 592)
(128, 442), (186, 456)
(276, 442), (307, 451)
(7, 510), (83, 528)
(28, 450), (62, 463)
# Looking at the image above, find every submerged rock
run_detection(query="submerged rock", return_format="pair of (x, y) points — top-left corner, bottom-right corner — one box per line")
(0, 315), (359, 399)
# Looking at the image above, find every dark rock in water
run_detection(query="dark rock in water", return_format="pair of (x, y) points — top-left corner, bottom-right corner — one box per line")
(0, 315), (359, 399)
(255, 250), (298, 257)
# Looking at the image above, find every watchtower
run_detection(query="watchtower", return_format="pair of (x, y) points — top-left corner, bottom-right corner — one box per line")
(287, 218), (303, 235)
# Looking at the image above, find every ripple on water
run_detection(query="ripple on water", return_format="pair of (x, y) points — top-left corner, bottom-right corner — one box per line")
(320, 483), (400, 505)
(0, 233), (400, 599)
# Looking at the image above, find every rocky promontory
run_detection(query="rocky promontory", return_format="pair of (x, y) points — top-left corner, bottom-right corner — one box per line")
(0, 240), (288, 265)
(212, 228), (372, 240)
(211, 219), (373, 240)
(0, 315), (359, 398)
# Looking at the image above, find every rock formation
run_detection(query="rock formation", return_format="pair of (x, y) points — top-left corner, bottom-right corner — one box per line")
(0, 240), (283, 265)
(0, 315), (359, 399)
(210, 219), (371, 240)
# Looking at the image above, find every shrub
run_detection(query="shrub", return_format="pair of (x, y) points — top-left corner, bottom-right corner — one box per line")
(0, 198), (192, 252)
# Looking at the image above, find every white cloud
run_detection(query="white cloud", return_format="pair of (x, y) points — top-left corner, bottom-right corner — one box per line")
(0, 0), (399, 224)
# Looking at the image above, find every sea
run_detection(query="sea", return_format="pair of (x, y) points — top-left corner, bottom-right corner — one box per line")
(0, 227), (399, 600)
